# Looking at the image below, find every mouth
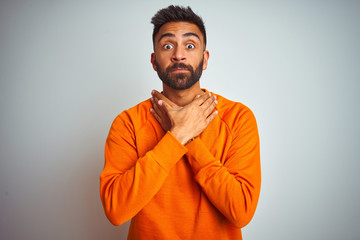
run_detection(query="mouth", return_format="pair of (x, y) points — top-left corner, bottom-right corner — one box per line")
(171, 68), (189, 73)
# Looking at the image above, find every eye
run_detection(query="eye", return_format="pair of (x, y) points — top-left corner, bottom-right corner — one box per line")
(186, 43), (195, 49)
(163, 44), (173, 50)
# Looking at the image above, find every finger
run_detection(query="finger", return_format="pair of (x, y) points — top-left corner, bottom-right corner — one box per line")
(150, 108), (163, 124)
(151, 90), (177, 108)
(151, 97), (165, 116)
(201, 95), (217, 110)
(151, 90), (165, 105)
(193, 94), (201, 100)
(158, 99), (172, 113)
(151, 91), (161, 102)
(204, 100), (217, 117)
(206, 110), (218, 124)
(192, 92), (211, 105)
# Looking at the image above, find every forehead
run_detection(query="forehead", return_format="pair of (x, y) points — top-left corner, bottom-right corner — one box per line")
(156, 22), (204, 42)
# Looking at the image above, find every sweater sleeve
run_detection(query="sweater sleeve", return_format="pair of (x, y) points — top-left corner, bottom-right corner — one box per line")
(185, 108), (261, 229)
(100, 112), (187, 226)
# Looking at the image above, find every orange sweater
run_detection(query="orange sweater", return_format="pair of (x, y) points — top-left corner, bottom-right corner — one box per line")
(100, 90), (261, 239)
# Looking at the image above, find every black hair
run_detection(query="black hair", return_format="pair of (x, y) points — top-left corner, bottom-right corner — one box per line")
(151, 5), (206, 48)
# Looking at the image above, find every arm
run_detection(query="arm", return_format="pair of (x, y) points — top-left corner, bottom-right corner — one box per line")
(151, 91), (260, 228)
(100, 111), (187, 226)
(185, 108), (261, 228)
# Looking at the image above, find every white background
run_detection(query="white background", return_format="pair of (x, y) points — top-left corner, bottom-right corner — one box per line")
(1, 0), (359, 239)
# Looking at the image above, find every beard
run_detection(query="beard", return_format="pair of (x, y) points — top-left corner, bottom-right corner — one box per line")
(155, 59), (204, 90)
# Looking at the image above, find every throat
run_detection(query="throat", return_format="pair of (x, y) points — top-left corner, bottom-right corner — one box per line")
(162, 83), (204, 107)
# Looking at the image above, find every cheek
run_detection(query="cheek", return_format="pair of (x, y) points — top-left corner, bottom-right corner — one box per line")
(154, 53), (168, 63)
(157, 56), (173, 68)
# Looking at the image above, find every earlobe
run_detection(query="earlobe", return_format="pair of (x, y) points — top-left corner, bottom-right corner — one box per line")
(151, 53), (157, 71)
(202, 50), (210, 70)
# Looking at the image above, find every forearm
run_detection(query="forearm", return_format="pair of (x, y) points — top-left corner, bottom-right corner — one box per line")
(185, 138), (261, 228)
(100, 132), (187, 225)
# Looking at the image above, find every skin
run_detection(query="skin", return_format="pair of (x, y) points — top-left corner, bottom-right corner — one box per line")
(150, 22), (218, 145)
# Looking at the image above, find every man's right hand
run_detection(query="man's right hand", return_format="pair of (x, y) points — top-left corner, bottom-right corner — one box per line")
(150, 90), (218, 145)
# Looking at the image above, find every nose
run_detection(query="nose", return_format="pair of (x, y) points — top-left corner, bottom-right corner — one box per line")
(171, 46), (186, 62)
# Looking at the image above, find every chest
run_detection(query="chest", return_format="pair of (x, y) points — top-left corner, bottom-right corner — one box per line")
(135, 116), (232, 165)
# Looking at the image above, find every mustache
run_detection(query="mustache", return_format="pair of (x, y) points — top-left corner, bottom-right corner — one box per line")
(167, 63), (194, 72)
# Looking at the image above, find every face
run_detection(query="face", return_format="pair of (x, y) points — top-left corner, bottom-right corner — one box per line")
(151, 22), (209, 90)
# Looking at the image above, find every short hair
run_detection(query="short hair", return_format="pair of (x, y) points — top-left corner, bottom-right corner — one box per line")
(151, 5), (207, 48)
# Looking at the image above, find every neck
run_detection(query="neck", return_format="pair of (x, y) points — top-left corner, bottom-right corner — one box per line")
(162, 82), (204, 106)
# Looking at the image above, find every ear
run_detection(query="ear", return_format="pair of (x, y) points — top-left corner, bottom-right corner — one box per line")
(151, 53), (157, 71)
(202, 50), (210, 70)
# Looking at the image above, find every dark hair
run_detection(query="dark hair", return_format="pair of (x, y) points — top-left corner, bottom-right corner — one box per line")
(151, 5), (206, 48)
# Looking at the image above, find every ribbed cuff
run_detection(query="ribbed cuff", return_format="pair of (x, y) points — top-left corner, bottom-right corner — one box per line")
(185, 137), (217, 175)
(149, 131), (188, 173)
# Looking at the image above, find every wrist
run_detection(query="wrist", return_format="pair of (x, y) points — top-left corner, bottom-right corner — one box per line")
(184, 136), (198, 146)
(170, 128), (190, 145)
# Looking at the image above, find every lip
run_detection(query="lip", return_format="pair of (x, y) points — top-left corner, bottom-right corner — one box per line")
(171, 68), (189, 72)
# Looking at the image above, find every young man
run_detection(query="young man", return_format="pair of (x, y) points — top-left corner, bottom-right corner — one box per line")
(100, 5), (261, 239)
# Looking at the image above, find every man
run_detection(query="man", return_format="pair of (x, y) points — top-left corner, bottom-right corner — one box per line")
(100, 5), (261, 239)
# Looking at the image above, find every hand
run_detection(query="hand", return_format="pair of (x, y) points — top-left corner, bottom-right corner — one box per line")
(150, 90), (218, 145)
(150, 92), (182, 132)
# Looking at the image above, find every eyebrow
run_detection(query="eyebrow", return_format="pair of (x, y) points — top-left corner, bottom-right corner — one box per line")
(158, 32), (201, 43)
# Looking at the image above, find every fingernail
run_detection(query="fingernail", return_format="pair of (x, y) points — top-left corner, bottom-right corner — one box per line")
(214, 100), (218, 104)
(195, 95), (200, 99)
(151, 90), (155, 95)
(214, 95), (217, 100)
(150, 108), (153, 112)
(158, 100), (163, 105)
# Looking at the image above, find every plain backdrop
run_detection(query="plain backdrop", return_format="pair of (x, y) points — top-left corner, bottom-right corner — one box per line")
(1, 0), (359, 239)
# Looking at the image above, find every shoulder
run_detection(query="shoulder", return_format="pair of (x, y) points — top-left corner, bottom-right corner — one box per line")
(111, 98), (152, 132)
(208, 90), (257, 130)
